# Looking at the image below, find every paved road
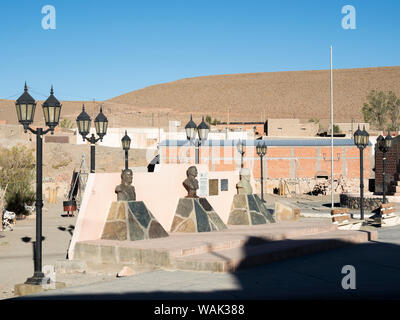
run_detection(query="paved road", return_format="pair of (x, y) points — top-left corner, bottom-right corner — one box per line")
(16, 225), (400, 300)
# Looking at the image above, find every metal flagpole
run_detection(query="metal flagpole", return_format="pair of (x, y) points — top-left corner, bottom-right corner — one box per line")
(330, 45), (334, 209)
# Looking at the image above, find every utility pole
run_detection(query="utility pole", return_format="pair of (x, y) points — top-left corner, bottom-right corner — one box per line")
(330, 45), (334, 209)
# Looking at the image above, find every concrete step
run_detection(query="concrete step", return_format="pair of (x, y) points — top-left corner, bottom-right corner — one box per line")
(72, 221), (376, 273)
(172, 230), (376, 272)
(73, 220), (338, 264)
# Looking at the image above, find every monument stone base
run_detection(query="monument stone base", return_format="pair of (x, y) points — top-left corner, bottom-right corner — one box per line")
(228, 194), (275, 225)
(170, 198), (227, 232)
(14, 282), (66, 297)
(101, 201), (169, 241)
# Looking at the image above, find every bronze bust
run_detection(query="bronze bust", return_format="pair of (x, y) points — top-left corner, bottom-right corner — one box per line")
(236, 168), (253, 195)
(183, 166), (199, 198)
(115, 169), (136, 201)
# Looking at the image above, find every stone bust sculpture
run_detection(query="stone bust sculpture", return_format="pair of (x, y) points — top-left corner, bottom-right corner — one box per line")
(236, 168), (253, 195)
(115, 169), (136, 201)
(183, 166), (199, 198)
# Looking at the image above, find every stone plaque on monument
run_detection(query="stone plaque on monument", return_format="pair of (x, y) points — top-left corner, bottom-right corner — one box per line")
(198, 172), (208, 197)
(221, 179), (228, 191)
(209, 179), (219, 196)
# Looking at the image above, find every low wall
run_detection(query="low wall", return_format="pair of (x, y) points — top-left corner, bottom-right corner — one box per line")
(340, 193), (382, 210)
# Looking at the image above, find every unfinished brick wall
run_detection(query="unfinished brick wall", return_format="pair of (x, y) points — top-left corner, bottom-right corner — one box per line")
(160, 143), (371, 184)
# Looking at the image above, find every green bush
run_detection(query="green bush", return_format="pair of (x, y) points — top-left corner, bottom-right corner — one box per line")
(205, 114), (221, 126)
(0, 145), (35, 215)
(59, 118), (75, 129)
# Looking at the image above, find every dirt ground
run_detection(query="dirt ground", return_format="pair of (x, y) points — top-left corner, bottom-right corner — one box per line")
(0, 198), (159, 300)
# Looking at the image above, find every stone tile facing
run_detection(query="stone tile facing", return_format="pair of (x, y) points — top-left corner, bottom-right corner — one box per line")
(170, 198), (227, 233)
(101, 201), (169, 241)
(228, 194), (276, 225)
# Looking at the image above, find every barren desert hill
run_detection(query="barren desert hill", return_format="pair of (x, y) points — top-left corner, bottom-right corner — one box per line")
(107, 66), (400, 127)
(1, 66), (399, 129)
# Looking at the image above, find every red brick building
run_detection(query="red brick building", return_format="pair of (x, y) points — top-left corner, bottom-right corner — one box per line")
(159, 138), (372, 184)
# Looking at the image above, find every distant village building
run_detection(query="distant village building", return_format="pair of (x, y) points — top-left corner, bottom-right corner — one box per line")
(265, 119), (319, 137)
(215, 119), (319, 137)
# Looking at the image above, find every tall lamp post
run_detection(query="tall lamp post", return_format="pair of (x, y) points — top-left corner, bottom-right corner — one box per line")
(121, 130), (131, 170)
(377, 132), (393, 204)
(256, 141), (267, 202)
(353, 125), (369, 220)
(236, 139), (245, 168)
(185, 115), (210, 164)
(76, 105), (108, 173)
(15, 83), (62, 285)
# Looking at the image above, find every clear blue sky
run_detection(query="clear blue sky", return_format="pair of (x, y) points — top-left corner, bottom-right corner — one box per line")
(0, 0), (399, 101)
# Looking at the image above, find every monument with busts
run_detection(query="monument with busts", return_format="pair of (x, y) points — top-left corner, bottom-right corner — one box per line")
(170, 166), (227, 233)
(101, 168), (168, 241)
(228, 168), (275, 225)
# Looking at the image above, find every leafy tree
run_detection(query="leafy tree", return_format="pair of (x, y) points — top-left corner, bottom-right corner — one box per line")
(386, 91), (400, 131)
(0, 145), (35, 214)
(362, 90), (398, 130)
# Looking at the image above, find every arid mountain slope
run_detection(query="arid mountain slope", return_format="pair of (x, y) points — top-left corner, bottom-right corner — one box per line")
(1, 66), (399, 129)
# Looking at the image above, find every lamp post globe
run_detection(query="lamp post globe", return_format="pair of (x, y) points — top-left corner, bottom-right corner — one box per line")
(121, 130), (131, 151)
(237, 139), (246, 168)
(236, 139), (243, 154)
(121, 130), (131, 170)
(197, 116), (210, 141)
(15, 82), (36, 131)
(196, 116), (210, 164)
(256, 141), (267, 157)
(185, 114), (197, 141)
(377, 135), (385, 152)
(76, 105), (91, 140)
(354, 126), (363, 148)
(42, 85), (62, 132)
(94, 106), (108, 141)
(384, 132), (393, 152)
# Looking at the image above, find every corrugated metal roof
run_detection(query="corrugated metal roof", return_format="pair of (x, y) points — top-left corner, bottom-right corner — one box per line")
(159, 138), (371, 147)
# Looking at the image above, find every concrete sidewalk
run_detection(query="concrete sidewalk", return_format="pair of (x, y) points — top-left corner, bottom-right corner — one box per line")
(15, 225), (400, 300)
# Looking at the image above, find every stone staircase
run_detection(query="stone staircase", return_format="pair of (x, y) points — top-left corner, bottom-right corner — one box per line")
(389, 165), (400, 196)
(73, 220), (377, 273)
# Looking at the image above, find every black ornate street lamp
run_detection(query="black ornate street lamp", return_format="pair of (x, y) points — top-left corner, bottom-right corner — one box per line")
(256, 141), (267, 202)
(236, 139), (246, 168)
(185, 115), (209, 164)
(377, 131), (393, 204)
(354, 125), (369, 220)
(121, 130), (131, 170)
(76, 105), (108, 173)
(15, 83), (62, 285)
